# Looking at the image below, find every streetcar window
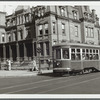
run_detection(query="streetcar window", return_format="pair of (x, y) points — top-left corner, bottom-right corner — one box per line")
(71, 49), (75, 60)
(77, 49), (80, 53)
(56, 49), (61, 59)
(71, 49), (75, 54)
(76, 54), (81, 60)
(62, 48), (69, 59)
(71, 48), (81, 60)
(71, 54), (75, 60)
(76, 49), (81, 60)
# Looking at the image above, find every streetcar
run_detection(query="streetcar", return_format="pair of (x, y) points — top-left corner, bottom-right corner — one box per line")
(53, 43), (100, 75)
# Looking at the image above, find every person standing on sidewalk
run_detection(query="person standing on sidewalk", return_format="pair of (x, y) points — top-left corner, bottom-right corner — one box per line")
(6, 59), (12, 71)
(32, 59), (38, 71)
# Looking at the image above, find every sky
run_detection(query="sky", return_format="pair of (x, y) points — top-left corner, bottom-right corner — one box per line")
(0, 2), (100, 19)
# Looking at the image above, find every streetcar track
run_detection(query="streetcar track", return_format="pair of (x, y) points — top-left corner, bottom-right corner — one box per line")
(38, 76), (100, 94)
(0, 72), (97, 90)
(2, 73), (100, 94)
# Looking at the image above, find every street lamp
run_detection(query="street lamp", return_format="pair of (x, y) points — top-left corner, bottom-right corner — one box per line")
(37, 44), (42, 74)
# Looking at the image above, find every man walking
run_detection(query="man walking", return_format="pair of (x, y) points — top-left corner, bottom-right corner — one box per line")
(32, 59), (38, 71)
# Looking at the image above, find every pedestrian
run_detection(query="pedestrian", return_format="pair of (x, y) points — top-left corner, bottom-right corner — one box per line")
(6, 59), (12, 71)
(32, 59), (38, 71)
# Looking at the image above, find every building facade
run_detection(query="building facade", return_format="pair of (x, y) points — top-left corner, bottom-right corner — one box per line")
(32, 6), (100, 68)
(0, 11), (6, 61)
(5, 6), (36, 64)
(0, 5), (100, 69)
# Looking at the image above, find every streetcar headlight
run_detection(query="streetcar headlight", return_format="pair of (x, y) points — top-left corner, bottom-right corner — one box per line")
(56, 61), (61, 67)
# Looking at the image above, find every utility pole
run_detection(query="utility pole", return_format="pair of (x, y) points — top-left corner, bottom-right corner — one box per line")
(36, 44), (42, 74)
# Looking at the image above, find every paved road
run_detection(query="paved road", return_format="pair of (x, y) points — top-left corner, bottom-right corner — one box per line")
(0, 72), (100, 94)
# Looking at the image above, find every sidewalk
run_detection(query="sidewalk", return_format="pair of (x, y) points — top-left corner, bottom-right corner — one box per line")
(0, 69), (53, 77)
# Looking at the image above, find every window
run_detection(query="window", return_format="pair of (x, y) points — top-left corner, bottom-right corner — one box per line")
(62, 48), (69, 59)
(86, 27), (94, 38)
(2, 33), (5, 42)
(88, 27), (91, 37)
(19, 30), (23, 40)
(8, 34), (11, 42)
(45, 23), (48, 35)
(40, 43), (44, 56)
(85, 27), (88, 37)
(82, 49), (99, 60)
(15, 32), (17, 41)
(71, 48), (81, 60)
(76, 49), (81, 60)
(39, 25), (43, 35)
(62, 23), (65, 35)
(73, 11), (77, 19)
(75, 26), (78, 37)
(56, 49), (61, 59)
(53, 22), (56, 34)
(91, 28), (94, 37)
(45, 42), (49, 55)
(60, 7), (65, 16)
(71, 49), (75, 60)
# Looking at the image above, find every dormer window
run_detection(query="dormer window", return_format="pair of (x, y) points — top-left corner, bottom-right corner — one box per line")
(74, 12), (77, 19)
(73, 10), (77, 20)
(37, 7), (45, 17)
(60, 7), (65, 16)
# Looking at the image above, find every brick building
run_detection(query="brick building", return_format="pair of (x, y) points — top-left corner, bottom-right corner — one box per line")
(0, 5), (100, 69)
